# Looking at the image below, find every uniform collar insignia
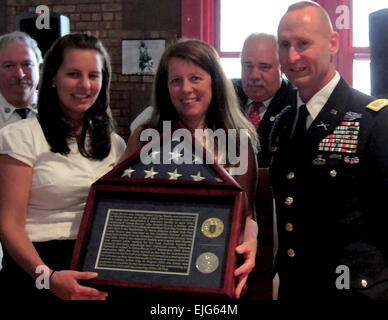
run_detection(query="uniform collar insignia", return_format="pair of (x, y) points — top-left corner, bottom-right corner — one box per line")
(317, 121), (330, 131)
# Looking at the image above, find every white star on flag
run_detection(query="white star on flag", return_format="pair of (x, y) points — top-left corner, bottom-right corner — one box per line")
(145, 150), (160, 163)
(191, 171), (205, 182)
(122, 167), (135, 178)
(167, 168), (182, 180)
(144, 166), (158, 179)
(150, 150), (160, 159)
(169, 150), (182, 161)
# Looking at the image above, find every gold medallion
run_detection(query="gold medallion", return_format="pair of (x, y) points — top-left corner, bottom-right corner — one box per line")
(195, 252), (219, 274)
(201, 218), (224, 238)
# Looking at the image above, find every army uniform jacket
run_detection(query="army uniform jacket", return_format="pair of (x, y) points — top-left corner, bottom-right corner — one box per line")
(269, 78), (388, 299)
(232, 78), (296, 168)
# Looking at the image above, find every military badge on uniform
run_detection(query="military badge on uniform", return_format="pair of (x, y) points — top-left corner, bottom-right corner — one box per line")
(344, 111), (362, 121)
(344, 156), (360, 164)
(317, 121), (330, 131)
(329, 154), (342, 160)
(312, 154), (326, 165)
(318, 120), (360, 153)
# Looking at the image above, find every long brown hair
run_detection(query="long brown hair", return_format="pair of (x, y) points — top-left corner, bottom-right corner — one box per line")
(37, 32), (113, 159)
(149, 38), (259, 150)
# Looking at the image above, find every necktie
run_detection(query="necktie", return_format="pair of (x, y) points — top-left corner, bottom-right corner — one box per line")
(249, 101), (263, 129)
(14, 108), (30, 119)
(292, 104), (309, 147)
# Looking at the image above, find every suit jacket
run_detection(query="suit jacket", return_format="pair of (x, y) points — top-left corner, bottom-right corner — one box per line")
(232, 78), (296, 167)
(269, 77), (388, 299)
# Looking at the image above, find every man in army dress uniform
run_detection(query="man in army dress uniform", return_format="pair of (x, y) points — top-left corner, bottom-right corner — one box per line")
(270, 1), (388, 299)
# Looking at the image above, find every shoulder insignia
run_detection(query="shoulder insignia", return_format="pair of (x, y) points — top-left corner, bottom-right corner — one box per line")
(366, 99), (388, 112)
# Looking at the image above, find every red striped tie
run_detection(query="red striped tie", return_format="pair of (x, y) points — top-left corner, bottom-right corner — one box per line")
(249, 101), (263, 129)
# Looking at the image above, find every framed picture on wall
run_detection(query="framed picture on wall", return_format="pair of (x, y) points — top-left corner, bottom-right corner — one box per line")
(122, 39), (165, 75)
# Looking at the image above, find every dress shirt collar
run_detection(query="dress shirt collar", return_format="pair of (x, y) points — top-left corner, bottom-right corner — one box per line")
(0, 91), (17, 122)
(0, 90), (38, 122)
(297, 71), (341, 120)
(246, 96), (273, 117)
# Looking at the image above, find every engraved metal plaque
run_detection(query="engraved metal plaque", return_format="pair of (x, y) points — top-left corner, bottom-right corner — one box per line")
(95, 209), (198, 275)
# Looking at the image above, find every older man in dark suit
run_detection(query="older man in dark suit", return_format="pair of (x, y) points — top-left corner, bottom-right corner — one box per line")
(232, 33), (296, 168)
(270, 1), (388, 299)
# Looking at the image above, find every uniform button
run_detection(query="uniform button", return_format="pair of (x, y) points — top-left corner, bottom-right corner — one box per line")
(286, 172), (295, 180)
(361, 279), (367, 288)
(285, 197), (293, 205)
(4, 107), (11, 113)
(287, 249), (295, 257)
(270, 116), (276, 122)
(330, 170), (337, 177)
(285, 223), (294, 232)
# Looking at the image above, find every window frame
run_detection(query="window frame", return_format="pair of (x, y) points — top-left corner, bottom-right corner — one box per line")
(321, 0), (371, 86)
(181, 0), (373, 87)
(181, 0), (215, 45)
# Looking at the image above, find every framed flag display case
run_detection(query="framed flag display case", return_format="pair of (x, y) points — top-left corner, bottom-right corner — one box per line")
(70, 123), (246, 299)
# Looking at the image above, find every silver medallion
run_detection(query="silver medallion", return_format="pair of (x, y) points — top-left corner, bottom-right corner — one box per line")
(195, 252), (219, 274)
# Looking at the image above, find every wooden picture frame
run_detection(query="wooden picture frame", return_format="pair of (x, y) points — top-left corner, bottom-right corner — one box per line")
(71, 122), (245, 299)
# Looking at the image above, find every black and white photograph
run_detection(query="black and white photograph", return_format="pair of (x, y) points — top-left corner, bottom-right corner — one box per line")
(122, 39), (165, 75)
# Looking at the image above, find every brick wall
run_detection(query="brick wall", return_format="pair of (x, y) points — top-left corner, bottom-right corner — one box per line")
(2, 0), (181, 140)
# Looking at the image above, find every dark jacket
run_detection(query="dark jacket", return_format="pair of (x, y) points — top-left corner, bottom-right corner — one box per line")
(232, 78), (296, 167)
(269, 77), (388, 299)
